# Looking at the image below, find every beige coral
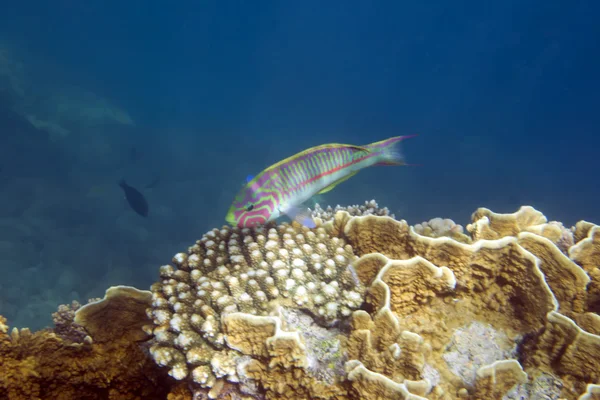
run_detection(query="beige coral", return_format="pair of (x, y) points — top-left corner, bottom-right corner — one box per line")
(467, 205), (548, 240)
(311, 199), (395, 221)
(345, 360), (428, 399)
(413, 217), (470, 243)
(327, 211), (559, 328)
(569, 223), (600, 313)
(147, 221), (365, 396)
(0, 286), (169, 399)
(521, 311), (600, 397)
(579, 384), (600, 400)
(143, 204), (600, 399)
(320, 207), (600, 399)
(74, 285), (152, 343)
(3, 202), (599, 399)
(473, 360), (528, 399)
(517, 232), (590, 314)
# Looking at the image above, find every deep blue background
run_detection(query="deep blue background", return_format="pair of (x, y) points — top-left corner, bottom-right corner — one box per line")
(1, 0), (598, 328)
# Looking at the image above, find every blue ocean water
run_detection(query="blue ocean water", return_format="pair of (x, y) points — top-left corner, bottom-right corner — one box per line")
(0, 0), (598, 330)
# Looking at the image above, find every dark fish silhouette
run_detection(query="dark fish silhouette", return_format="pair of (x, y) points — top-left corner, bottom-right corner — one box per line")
(119, 179), (149, 217)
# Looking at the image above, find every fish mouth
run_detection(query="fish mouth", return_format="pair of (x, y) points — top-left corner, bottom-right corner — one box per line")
(225, 209), (237, 226)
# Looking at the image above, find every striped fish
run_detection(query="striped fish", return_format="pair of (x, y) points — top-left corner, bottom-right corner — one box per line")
(225, 135), (416, 228)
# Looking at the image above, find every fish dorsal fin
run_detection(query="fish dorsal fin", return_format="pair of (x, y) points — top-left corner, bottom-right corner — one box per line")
(240, 174), (256, 188)
(346, 144), (370, 151)
(317, 171), (359, 194)
(340, 145), (371, 156)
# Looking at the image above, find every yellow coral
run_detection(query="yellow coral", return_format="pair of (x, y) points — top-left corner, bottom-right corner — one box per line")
(467, 205), (548, 240)
(0, 286), (180, 399)
(518, 232), (589, 314)
(570, 224), (600, 313)
(323, 207), (600, 399)
(0, 318), (170, 399)
(522, 311), (600, 396)
(473, 360), (528, 399)
(346, 360), (427, 399)
(74, 285), (152, 343)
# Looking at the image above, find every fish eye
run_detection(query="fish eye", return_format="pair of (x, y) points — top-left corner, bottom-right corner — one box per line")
(245, 204), (254, 211)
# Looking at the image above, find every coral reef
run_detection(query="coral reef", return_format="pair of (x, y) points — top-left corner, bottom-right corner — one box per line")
(74, 285), (152, 343)
(321, 206), (600, 399)
(310, 199), (394, 221)
(413, 217), (471, 243)
(0, 286), (173, 400)
(3, 203), (599, 399)
(146, 222), (364, 396)
(51, 300), (89, 342)
(144, 204), (599, 399)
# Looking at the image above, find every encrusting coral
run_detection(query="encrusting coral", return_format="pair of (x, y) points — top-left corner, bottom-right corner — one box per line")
(2, 202), (599, 400)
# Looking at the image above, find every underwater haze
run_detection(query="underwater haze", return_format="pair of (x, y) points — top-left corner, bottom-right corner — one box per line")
(0, 0), (598, 329)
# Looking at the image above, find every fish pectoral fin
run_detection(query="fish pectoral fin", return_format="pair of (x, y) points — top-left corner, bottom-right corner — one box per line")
(317, 171), (359, 194)
(283, 205), (317, 228)
(317, 183), (337, 194)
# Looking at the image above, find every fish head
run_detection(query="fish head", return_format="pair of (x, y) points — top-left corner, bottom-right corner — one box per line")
(226, 175), (279, 228)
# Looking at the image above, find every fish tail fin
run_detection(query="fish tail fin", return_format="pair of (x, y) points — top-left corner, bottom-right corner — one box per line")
(118, 179), (127, 188)
(365, 135), (417, 166)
